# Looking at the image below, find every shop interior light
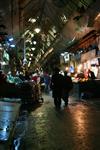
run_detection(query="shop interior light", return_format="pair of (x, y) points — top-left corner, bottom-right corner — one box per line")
(77, 64), (83, 73)
(65, 67), (69, 71)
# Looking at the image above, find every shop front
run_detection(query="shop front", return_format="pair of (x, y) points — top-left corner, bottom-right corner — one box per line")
(80, 49), (100, 79)
(77, 49), (100, 99)
(68, 30), (100, 99)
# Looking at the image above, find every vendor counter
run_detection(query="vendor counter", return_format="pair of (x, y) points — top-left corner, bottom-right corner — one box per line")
(73, 79), (100, 99)
(0, 81), (40, 104)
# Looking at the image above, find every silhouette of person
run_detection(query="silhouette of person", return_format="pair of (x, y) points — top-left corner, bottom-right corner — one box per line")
(88, 69), (96, 80)
(50, 67), (63, 108)
(44, 72), (50, 93)
(62, 71), (73, 106)
(25, 71), (30, 80)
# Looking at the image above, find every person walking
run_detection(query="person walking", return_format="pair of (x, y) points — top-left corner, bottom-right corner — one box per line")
(44, 72), (51, 94)
(88, 69), (96, 80)
(50, 67), (63, 108)
(62, 71), (73, 106)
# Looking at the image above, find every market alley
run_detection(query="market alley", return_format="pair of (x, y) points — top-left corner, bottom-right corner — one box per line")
(13, 93), (100, 150)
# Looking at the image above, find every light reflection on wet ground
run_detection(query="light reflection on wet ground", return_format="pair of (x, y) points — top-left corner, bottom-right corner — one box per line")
(14, 94), (100, 150)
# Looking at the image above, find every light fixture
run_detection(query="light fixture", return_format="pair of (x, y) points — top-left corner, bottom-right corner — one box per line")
(8, 37), (14, 42)
(34, 27), (41, 33)
(33, 41), (37, 45)
(28, 18), (36, 23)
(23, 58), (27, 64)
(33, 0), (47, 34)
(29, 57), (32, 60)
(31, 47), (35, 51)
(31, 54), (33, 56)
(10, 44), (15, 48)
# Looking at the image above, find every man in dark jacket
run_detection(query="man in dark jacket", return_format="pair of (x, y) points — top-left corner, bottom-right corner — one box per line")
(50, 67), (63, 108)
(62, 71), (73, 106)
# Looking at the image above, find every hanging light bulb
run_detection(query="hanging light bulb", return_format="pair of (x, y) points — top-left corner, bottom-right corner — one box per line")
(33, 41), (37, 45)
(31, 47), (35, 51)
(34, 27), (41, 33)
(10, 44), (15, 48)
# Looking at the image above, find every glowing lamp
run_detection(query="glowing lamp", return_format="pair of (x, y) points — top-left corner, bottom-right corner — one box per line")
(34, 27), (41, 33)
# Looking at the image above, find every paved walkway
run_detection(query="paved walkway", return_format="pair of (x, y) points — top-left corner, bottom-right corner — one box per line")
(14, 93), (100, 150)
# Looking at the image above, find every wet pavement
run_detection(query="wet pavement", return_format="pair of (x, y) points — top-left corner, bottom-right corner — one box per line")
(13, 93), (100, 150)
(0, 100), (21, 150)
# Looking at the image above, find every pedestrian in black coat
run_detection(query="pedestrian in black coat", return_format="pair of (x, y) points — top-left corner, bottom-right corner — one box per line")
(62, 71), (73, 106)
(50, 67), (63, 108)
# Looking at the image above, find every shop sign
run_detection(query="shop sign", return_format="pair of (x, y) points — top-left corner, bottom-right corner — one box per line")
(64, 53), (69, 62)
